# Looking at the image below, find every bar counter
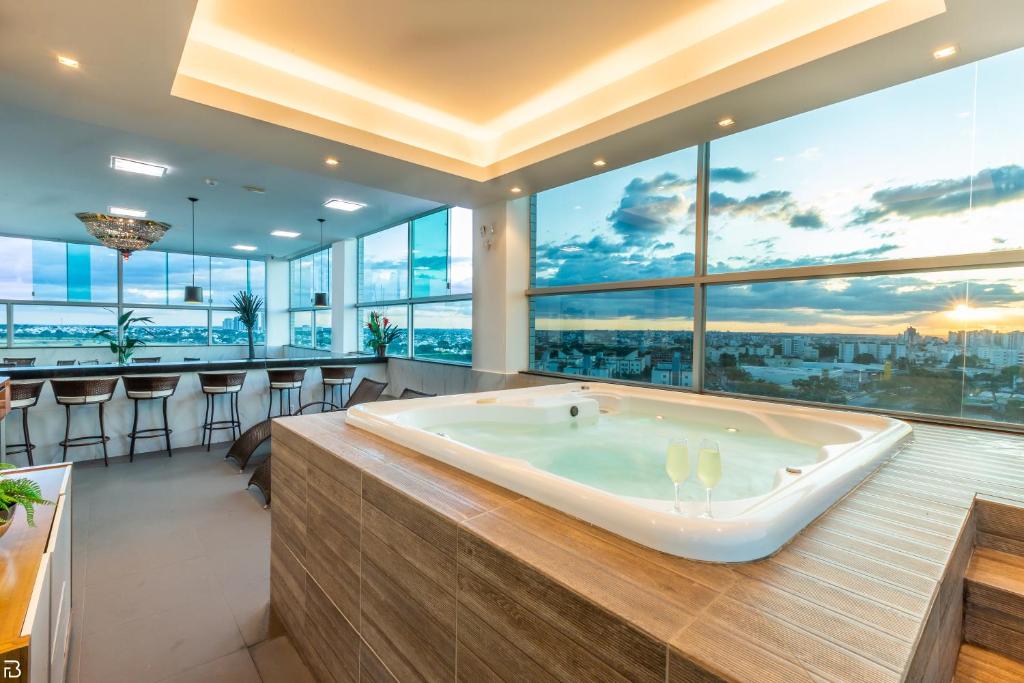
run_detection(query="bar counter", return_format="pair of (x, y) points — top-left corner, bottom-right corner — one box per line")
(0, 356), (387, 465)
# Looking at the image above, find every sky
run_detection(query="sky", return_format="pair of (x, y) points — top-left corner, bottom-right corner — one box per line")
(532, 46), (1024, 336)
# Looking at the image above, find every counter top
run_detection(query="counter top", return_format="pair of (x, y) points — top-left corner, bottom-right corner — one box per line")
(0, 355), (385, 380)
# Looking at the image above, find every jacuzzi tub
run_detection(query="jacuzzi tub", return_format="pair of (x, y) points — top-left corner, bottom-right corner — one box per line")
(345, 383), (911, 562)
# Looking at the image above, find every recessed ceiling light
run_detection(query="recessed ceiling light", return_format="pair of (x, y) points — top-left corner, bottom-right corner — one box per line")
(57, 55), (79, 69)
(592, 159), (607, 167)
(110, 156), (167, 177)
(717, 117), (735, 128)
(243, 185), (265, 194)
(933, 45), (958, 60)
(109, 206), (147, 218)
(324, 198), (365, 212)
(232, 244), (257, 252)
(324, 157), (340, 166)
(271, 230), (301, 238)
(510, 186), (522, 194)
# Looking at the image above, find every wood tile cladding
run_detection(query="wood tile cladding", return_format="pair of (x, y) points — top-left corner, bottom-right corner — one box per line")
(269, 414), (1024, 682)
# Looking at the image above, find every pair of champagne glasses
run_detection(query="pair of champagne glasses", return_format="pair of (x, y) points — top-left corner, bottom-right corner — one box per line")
(665, 438), (722, 518)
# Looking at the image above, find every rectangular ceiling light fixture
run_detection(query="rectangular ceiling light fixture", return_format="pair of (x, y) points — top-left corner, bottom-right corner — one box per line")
(110, 155), (168, 177)
(324, 198), (366, 212)
(232, 244), (258, 251)
(108, 206), (148, 218)
(270, 230), (301, 238)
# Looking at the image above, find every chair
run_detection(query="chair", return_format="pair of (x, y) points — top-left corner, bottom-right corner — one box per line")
(198, 371), (247, 451)
(320, 366), (355, 411)
(343, 378), (388, 409)
(399, 388), (436, 399)
(226, 419), (271, 472)
(3, 357), (35, 367)
(55, 360), (77, 366)
(184, 357), (201, 362)
(51, 377), (120, 466)
(123, 375), (181, 461)
(248, 458), (271, 508)
(266, 368), (306, 418)
(79, 360), (100, 365)
(132, 357), (161, 364)
(6, 380), (46, 466)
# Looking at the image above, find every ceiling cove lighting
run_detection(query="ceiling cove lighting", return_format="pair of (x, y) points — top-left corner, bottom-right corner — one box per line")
(233, 244), (257, 251)
(57, 55), (79, 69)
(717, 117), (735, 127)
(313, 218), (329, 308)
(933, 45), (958, 60)
(323, 198), (365, 212)
(271, 229), (301, 238)
(109, 206), (147, 218)
(324, 157), (340, 166)
(110, 155), (167, 177)
(184, 197), (204, 304)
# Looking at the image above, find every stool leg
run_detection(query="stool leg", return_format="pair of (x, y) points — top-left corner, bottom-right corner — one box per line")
(163, 397), (172, 458)
(62, 404), (71, 463)
(267, 388), (273, 420)
(296, 385), (302, 413)
(207, 395), (216, 452)
(22, 407), (34, 467)
(321, 382), (327, 412)
(99, 402), (109, 467)
(129, 398), (139, 463)
(231, 392), (240, 440)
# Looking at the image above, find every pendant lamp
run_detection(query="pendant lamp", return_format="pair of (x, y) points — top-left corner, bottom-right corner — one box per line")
(184, 197), (204, 303)
(313, 217), (329, 308)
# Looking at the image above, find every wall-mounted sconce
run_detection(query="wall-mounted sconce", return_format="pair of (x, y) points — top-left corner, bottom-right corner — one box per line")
(480, 223), (496, 250)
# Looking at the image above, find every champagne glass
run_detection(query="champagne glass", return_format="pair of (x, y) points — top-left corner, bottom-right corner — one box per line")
(665, 438), (690, 513)
(697, 439), (722, 518)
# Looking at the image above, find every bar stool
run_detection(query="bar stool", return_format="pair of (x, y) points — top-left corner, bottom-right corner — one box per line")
(199, 371), (246, 451)
(3, 357), (35, 366)
(132, 357), (161, 363)
(123, 375), (181, 461)
(320, 366), (355, 411)
(6, 380), (46, 466)
(51, 377), (120, 466)
(56, 360), (77, 366)
(267, 368), (305, 418)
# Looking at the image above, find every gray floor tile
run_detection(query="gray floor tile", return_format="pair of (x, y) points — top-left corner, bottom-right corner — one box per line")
(250, 636), (316, 683)
(156, 648), (261, 683)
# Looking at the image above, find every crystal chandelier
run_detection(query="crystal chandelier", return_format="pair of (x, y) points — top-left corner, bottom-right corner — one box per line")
(75, 211), (170, 260)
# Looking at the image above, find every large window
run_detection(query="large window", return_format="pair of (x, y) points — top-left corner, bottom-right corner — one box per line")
(288, 247), (332, 349)
(529, 47), (1024, 430)
(0, 236), (265, 349)
(356, 207), (472, 363)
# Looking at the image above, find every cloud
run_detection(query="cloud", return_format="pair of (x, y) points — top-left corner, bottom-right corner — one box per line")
(605, 172), (695, 246)
(849, 164), (1024, 225)
(709, 167), (756, 183)
(789, 210), (824, 229)
(711, 244), (900, 272)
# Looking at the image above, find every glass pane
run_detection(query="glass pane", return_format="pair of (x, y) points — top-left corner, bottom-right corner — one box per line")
(210, 257), (249, 307)
(249, 260), (266, 303)
(533, 146), (699, 288)
(411, 210), (448, 298)
(0, 237), (34, 300)
(0, 306), (6, 346)
(359, 224), (408, 302)
(31, 240), (68, 301)
(413, 301), (472, 364)
(169, 253), (211, 305)
(122, 251), (168, 305)
(707, 47), (1024, 273)
(129, 308), (209, 346)
(530, 288), (694, 386)
(213, 309), (265, 345)
(12, 305), (116, 346)
(68, 244), (117, 302)
(359, 306), (408, 356)
(449, 207), (473, 295)
(313, 249), (330, 301)
(704, 268), (1024, 426)
(290, 311), (313, 347)
(314, 309), (332, 349)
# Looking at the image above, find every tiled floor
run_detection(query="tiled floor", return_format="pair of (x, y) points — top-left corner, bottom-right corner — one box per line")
(67, 443), (315, 683)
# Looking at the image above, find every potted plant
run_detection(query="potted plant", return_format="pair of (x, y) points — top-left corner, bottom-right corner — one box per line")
(0, 463), (52, 538)
(231, 291), (265, 360)
(94, 309), (153, 364)
(366, 311), (400, 357)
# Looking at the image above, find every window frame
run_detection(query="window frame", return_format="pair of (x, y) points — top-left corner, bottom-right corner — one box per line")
(527, 140), (1024, 434)
(355, 206), (473, 365)
(0, 237), (267, 348)
(287, 246), (333, 350)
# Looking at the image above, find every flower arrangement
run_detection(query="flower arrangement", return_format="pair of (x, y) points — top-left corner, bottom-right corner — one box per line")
(365, 311), (400, 357)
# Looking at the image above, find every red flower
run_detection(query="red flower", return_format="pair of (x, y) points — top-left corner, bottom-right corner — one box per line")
(383, 317), (390, 326)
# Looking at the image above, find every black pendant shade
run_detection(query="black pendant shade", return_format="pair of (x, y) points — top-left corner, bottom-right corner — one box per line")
(184, 197), (204, 304)
(313, 217), (329, 308)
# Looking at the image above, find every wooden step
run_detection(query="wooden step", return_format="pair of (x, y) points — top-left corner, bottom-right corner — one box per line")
(964, 546), (1024, 661)
(954, 643), (1024, 682)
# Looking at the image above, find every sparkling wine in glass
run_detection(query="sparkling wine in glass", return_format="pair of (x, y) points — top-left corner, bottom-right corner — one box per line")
(697, 439), (722, 518)
(665, 438), (690, 513)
